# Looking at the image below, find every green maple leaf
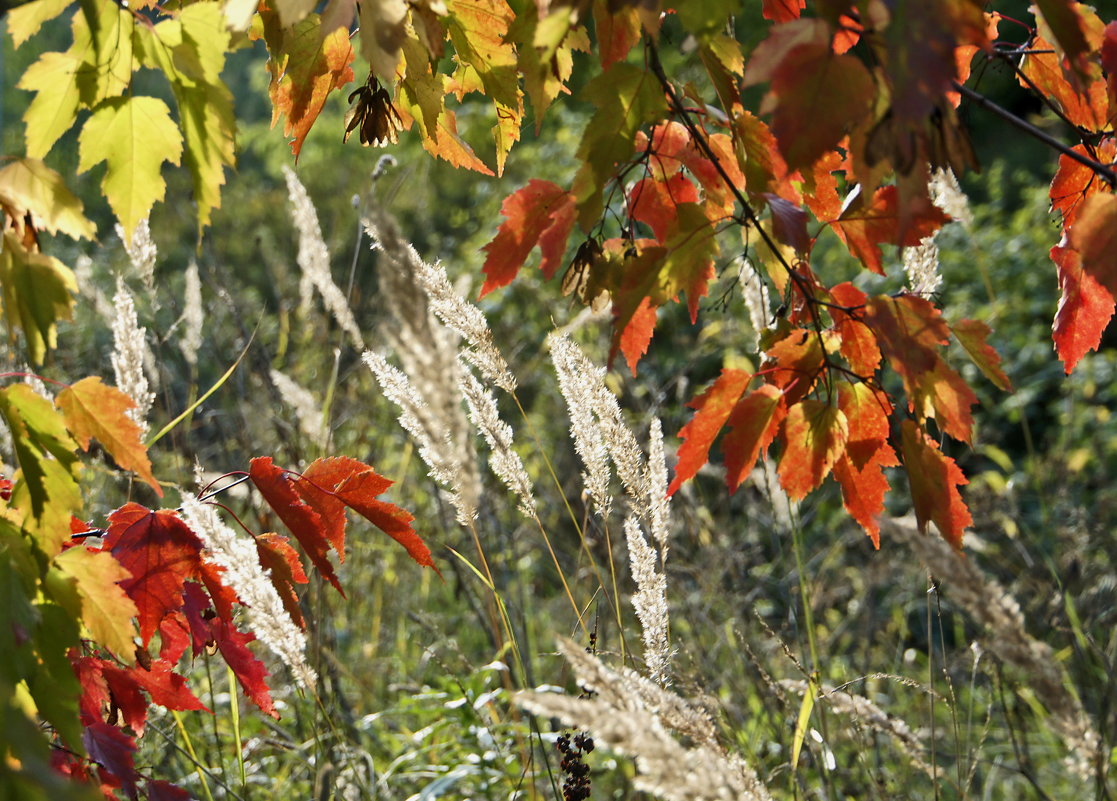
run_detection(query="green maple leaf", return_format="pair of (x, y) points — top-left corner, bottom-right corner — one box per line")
(5, 0), (72, 47)
(71, 0), (135, 107)
(0, 232), (77, 366)
(572, 63), (668, 229)
(77, 96), (183, 242)
(16, 51), (80, 160)
(136, 5), (236, 233)
(0, 160), (95, 241)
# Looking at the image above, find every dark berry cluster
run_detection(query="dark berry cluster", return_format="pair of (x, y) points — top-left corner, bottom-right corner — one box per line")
(556, 731), (594, 801)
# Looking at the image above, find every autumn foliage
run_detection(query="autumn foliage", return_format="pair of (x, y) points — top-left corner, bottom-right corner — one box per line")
(3, 0), (1117, 797)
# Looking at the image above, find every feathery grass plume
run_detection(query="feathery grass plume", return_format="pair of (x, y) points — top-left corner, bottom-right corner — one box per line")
(179, 493), (316, 688)
(179, 261), (203, 367)
(458, 364), (536, 518)
(549, 334), (674, 678)
(645, 417), (671, 556)
(360, 204), (481, 510)
(547, 333), (613, 517)
(116, 216), (157, 293)
(548, 333), (646, 512)
(930, 167), (973, 227)
(283, 166), (365, 350)
(518, 640), (771, 801)
(882, 517), (1100, 779)
(269, 369), (327, 449)
(903, 238), (942, 297)
(738, 257), (772, 352)
(363, 350), (478, 525)
(781, 679), (933, 778)
(625, 515), (672, 684)
(364, 203), (514, 393)
(111, 280), (155, 437)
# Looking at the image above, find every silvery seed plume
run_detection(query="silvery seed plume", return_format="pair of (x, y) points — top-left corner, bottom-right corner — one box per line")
(364, 203), (515, 394)
(111, 280), (155, 437)
(361, 203), (481, 520)
(363, 350), (478, 525)
(116, 216), (157, 293)
(283, 166), (365, 350)
(180, 493), (316, 688)
(179, 261), (204, 367)
(518, 640), (771, 801)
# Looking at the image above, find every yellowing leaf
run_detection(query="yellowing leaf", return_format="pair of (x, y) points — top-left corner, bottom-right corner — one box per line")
(0, 231), (77, 365)
(77, 96), (183, 242)
(0, 159), (95, 240)
(951, 318), (1012, 391)
(6, 0), (71, 47)
(446, 0), (523, 174)
(358, 0), (408, 79)
(54, 548), (139, 662)
(263, 15), (356, 160)
(56, 377), (162, 496)
(71, 0), (135, 106)
(15, 51), (80, 159)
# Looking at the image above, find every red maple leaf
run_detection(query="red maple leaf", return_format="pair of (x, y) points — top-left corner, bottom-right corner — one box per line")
(829, 282), (882, 376)
(100, 662), (149, 736)
(745, 19), (874, 171)
(157, 612), (192, 664)
(250, 456), (342, 594)
(777, 399), (849, 501)
(146, 781), (194, 801)
(481, 179), (577, 294)
(254, 532), (310, 627)
(82, 721), (139, 800)
(126, 658), (208, 713)
(299, 456), (435, 570)
(211, 618), (277, 718)
(1049, 140), (1116, 227)
(1068, 192), (1117, 297)
(763, 327), (827, 404)
(668, 369), (752, 494)
(830, 186), (950, 275)
(104, 504), (204, 647)
(627, 174), (700, 242)
(900, 420), (971, 547)
(833, 443), (899, 548)
(762, 0), (806, 23)
(722, 384), (787, 491)
(1051, 239), (1116, 373)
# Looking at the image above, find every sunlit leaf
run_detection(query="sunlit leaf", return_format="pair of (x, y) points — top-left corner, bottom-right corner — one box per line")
(77, 96), (183, 242)
(56, 377), (161, 496)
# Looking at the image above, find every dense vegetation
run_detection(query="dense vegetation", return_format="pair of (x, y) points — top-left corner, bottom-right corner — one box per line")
(2, 1), (1116, 799)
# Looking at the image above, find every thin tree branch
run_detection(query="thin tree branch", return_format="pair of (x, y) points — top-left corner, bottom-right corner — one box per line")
(953, 81), (1117, 188)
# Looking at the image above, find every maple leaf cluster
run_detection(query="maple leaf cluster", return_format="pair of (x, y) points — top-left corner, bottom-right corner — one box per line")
(0, 370), (432, 800)
(51, 454), (432, 797)
(464, 2), (1114, 548)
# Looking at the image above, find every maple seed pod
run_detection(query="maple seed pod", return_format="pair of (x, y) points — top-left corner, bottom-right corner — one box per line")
(562, 238), (609, 311)
(344, 74), (403, 148)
